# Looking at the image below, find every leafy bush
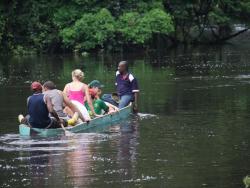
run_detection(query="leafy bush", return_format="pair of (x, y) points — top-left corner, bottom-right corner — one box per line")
(60, 8), (115, 51)
(1, 0), (250, 53)
(117, 12), (148, 44)
(117, 8), (174, 44)
(142, 9), (174, 34)
(53, 6), (80, 29)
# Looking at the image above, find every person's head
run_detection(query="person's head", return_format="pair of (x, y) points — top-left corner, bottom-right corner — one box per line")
(88, 80), (104, 93)
(43, 81), (56, 92)
(118, 61), (129, 74)
(31, 81), (42, 93)
(89, 88), (97, 100)
(72, 69), (84, 81)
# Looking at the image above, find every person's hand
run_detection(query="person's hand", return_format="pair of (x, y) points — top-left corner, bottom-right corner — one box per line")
(94, 113), (103, 118)
(108, 109), (116, 114)
(114, 107), (119, 112)
(84, 118), (91, 122)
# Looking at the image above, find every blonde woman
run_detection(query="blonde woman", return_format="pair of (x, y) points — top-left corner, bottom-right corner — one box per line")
(63, 69), (99, 121)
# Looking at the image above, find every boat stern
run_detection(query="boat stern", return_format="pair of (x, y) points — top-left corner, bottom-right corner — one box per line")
(19, 124), (31, 136)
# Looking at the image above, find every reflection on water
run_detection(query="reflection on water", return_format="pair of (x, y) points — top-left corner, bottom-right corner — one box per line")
(1, 44), (250, 187)
(0, 120), (140, 188)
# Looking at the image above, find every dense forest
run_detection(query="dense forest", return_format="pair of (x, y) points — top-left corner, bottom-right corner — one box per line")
(0, 0), (250, 54)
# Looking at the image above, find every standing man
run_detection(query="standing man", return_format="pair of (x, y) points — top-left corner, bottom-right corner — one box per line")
(116, 61), (139, 112)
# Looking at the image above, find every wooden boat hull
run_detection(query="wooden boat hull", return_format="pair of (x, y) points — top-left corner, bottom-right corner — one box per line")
(19, 104), (132, 137)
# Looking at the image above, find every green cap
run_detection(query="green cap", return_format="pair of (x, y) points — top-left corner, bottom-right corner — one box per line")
(89, 80), (104, 88)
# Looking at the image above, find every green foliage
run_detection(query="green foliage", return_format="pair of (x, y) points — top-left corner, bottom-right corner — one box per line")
(117, 12), (148, 44)
(117, 9), (174, 44)
(53, 6), (80, 29)
(166, 0), (250, 43)
(1, 0), (250, 54)
(208, 8), (231, 26)
(142, 9), (174, 34)
(12, 45), (36, 56)
(60, 8), (115, 51)
(240, 1), (250, 15)
(59, 7), (173, 51)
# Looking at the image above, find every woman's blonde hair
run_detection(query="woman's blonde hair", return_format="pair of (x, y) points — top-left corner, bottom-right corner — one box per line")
(72, 69), (84, 81)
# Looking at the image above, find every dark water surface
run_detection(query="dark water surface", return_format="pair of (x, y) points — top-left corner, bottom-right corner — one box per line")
(1, 44), (250, 187)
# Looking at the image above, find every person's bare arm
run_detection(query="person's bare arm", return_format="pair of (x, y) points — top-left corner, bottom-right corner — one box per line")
(62, 92), (85, 122)
(63, 84), (69, 97)
(107, 106), (116, 114)
(106, 102), (119, 112)
(45, 96), (60, 122)
(45, 95), (71, 134)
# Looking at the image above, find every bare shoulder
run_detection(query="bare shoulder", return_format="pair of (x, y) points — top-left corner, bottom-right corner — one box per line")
(64, 83), (70, 88)
(63, 83), (70, 92)
(82, 83), (88, 90)
(62, 90), (70, 102)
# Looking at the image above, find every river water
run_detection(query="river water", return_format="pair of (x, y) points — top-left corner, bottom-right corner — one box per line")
(1, 44), (250, 187)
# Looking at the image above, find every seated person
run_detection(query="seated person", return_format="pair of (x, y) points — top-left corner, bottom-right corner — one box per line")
(43, 81), (85, 126)
(85, 81), (119, 117)
(115, 61), (139, 110)
(102, 61), (139, 112)
(63, 69), (98, 121)
(89, 80), (119, 111)
(18, 82), (62, 129)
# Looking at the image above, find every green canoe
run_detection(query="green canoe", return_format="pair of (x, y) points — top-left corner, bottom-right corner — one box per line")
(19, 104), (132, 137)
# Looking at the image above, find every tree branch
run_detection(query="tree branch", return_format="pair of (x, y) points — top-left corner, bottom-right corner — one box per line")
(217, 28), (248, 42)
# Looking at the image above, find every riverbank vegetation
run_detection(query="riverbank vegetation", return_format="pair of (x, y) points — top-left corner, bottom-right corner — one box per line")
(0, 0), (250, 54)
